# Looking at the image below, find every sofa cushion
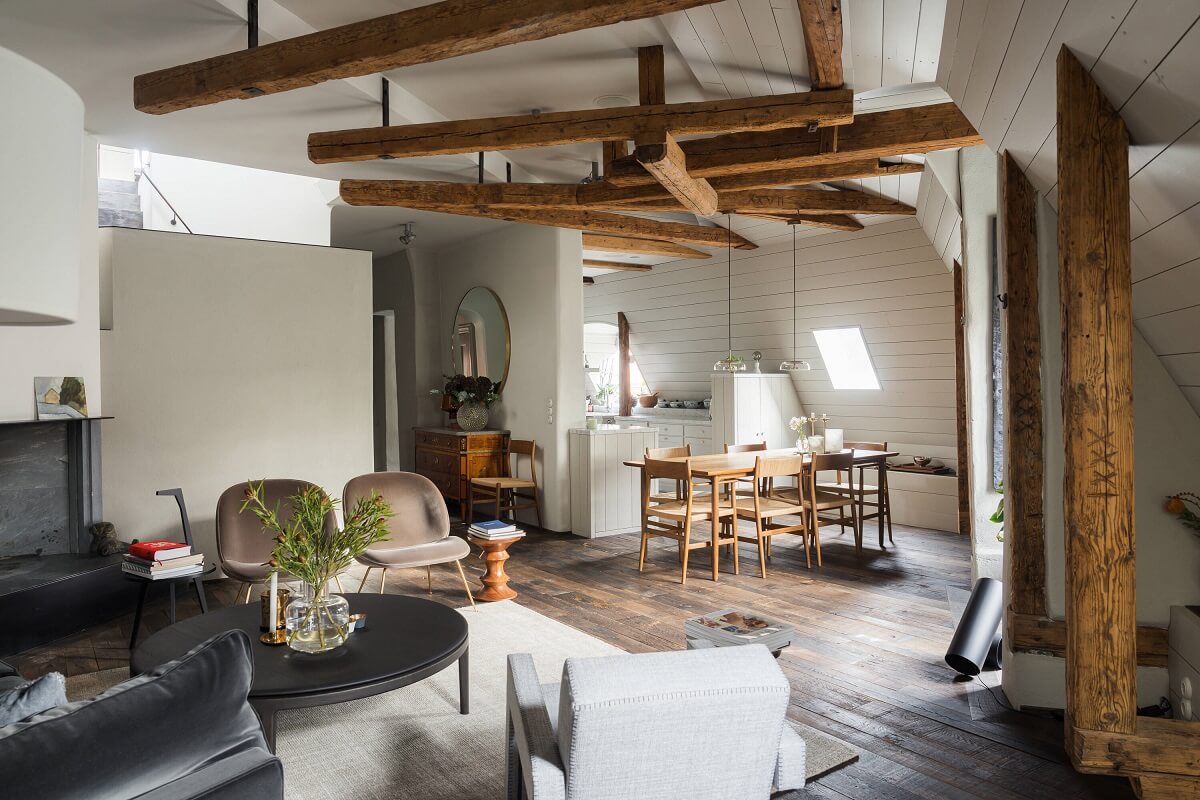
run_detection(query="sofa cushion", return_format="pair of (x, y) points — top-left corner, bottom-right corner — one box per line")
(0, 672), (66, 726)
(0, 629), (270, 800)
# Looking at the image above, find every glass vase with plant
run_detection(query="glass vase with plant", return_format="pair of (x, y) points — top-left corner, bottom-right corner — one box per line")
(241, 481), (392, 653)
(788, 416), (809, 452)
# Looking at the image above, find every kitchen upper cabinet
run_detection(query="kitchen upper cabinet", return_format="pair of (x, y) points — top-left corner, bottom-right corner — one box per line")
(710, 374), (804, 452)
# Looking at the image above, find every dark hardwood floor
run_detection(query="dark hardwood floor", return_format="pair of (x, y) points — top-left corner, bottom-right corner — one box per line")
(9, 521), (1132, 799)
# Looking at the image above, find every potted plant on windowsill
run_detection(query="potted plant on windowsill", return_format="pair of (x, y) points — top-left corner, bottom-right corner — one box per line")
(241, 481), (392, 654)
(430, 374), (500, 431)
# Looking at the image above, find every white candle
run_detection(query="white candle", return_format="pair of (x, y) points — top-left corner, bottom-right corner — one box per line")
(826, 428), (844, 452)
(269, 572), (278, 630)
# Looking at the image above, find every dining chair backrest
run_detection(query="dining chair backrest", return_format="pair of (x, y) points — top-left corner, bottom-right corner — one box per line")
(216, 479), (335, 568)
(725, 441), (767, 454)
(644, 456), (692, 483)
(507, 439), (538, 483)
(755, 455), (807, 480)
(845, 441), (887, 451)
(809, 452), (854, 499)
(646, 445), (691, 459)
(343, 471), (449, 548)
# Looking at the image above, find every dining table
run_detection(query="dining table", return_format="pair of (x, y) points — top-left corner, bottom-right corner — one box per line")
(623, 447), (899, 580)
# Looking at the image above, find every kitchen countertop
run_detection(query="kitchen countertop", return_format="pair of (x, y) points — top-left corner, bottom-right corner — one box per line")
(570, 424), (659, 436)
(617, 408), (712, 423)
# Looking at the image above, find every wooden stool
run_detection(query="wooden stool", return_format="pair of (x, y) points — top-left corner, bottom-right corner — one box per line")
(468, 535), (519, 601)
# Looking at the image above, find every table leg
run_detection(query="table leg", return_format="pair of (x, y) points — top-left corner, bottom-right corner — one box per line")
(710, 476), (720, 582)
(128, 581), (150, 651)
(252, 701), (277, 753)
(192, 575), (209, 613)
(458, 647), (470, 715)
(877, 457), (885, 549)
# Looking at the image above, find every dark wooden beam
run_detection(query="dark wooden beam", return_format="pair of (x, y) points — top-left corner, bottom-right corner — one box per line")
(954, 261), (971, 537)
(635, 132), (719, 216)
(1057, 45), (1136, 739)
(1009, 614), (1166, 669)
(1001, 151), (1046, 625)
(638, 45), (666, 105)
(604, 102), (980, 184)
(741, 212), (862, 231)
(583, 259), (653, 271)
(134, 0), (729, 114)
(797, 0), (844, 89)
(618, 311), (633, 416)
(582, 234), (710, 259)
(308, 89), (854, 163)
(602, 140), (630, 176)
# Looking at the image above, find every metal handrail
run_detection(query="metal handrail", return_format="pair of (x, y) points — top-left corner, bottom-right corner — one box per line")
(136, 168), (194, 234)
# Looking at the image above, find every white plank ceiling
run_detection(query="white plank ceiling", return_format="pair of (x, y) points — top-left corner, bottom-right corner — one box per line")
(937, 0), (1200, 415)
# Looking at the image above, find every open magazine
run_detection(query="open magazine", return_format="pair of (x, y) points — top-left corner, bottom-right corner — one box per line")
(687, 609), (791, 642)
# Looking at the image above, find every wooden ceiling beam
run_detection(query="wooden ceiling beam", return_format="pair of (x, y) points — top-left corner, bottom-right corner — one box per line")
(307, 89), (854, 163)
(635, 132), (719, 216)
(583, 259), (653, 271)
(718, 188), (913, 216)
(797, 0), (844, 90)
(604, 103), (980, 184)
(360, 196), (755, 250)
(582, 234), (710, 259)
(742, 213), (863, 232)
(134, 0), (730, 114)
(579, 159), (922, 203)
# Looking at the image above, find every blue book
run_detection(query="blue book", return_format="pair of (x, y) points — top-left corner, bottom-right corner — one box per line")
(470, 520), (518, 534)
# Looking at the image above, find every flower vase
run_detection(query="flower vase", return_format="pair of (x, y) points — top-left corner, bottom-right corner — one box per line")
(457, 400), (489, 431)
(796, 437), (810, 453)
(285, 581), (351, 654)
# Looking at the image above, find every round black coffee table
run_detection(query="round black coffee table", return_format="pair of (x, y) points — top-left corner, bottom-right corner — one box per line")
(131, 593), (468, 750)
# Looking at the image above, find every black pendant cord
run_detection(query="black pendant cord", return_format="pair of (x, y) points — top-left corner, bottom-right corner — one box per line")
(727, 214), (733, 355)
(792, 224), (798, 361)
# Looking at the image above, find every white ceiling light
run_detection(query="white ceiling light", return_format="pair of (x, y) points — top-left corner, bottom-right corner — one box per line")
(593, 95), (633, 108)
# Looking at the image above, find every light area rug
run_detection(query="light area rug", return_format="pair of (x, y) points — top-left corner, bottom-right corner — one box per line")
(66, 601), (857, 798)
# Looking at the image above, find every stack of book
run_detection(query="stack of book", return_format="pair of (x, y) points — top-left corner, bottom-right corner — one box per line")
(121, 540), (204, 580)
(468, 519), (525, 541)
(684, 609), (794, 653)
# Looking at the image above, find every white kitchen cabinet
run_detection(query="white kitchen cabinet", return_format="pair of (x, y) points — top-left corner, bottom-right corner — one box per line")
(710, 373), (804, 452)
(570, 426), (659, 538)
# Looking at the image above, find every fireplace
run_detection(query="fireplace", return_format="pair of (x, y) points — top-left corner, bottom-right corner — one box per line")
(0, 417), (137, 655)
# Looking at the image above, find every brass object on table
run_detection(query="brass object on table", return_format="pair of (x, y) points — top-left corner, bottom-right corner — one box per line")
(259, 587), (290, 632)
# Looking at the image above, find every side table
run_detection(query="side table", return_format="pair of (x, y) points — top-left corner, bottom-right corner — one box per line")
(467, 535), (520, 601)
(126, 565), (215, 650)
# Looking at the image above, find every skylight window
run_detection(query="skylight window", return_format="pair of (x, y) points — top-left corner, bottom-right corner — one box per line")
(813, 327), (880, 390)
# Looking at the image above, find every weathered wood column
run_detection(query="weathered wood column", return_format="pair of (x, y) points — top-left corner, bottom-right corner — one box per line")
(1001, 151), (1046, 624)
(618, 312), (633, 416)
(953, 261), (971, 537)
(1056, 45), (1136, 737)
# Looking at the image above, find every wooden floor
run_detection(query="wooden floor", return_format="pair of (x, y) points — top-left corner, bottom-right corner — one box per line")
(10, 521), (1132, 799)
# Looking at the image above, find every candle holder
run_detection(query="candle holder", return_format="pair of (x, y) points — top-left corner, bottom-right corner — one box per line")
(259, 587), (290, 645)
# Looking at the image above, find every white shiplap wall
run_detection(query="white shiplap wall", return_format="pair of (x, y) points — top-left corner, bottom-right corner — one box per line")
(938, 0), (1200, 416)
(585, 216), (961, 531)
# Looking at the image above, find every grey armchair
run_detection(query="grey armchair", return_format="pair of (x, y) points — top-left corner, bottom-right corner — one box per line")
(506, 645), (806, 800)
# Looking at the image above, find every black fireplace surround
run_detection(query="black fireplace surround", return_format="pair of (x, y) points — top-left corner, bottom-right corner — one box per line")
(0, 417), (138, 655)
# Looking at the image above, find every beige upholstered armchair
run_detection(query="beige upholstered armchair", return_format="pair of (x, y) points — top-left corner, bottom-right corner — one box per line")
(215, 478), (343, 603)
(344, 471), (475, 607)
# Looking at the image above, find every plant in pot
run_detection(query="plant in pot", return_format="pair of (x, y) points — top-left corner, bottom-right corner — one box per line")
(241, 481), (392, 654)
(432, 374), (500, 431)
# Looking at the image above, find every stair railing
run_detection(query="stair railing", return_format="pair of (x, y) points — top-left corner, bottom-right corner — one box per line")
(135, 168), (194, 234)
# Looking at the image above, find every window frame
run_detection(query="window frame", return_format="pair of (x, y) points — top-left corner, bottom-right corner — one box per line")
(812, 325), (882, 391)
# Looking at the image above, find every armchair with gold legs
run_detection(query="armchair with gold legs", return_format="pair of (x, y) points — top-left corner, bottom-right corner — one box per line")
(343, 472), (475, 609)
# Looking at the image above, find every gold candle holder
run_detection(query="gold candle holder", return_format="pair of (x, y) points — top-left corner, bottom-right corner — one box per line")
(259, 587), (290, 645)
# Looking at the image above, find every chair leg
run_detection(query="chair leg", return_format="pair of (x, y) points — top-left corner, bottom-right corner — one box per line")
(426, 565), (433, 594)
(638, 525), (649, 572)
(883, 471), (894, 544)
(813, 524), (823, 567)
(495, 491), (502, 524)
(680, 528), (690, 586)
(379, 569), (388, 594)
(466, 485), (473, 526)
(756, 521), (768, 579)
(242, 582), (254, 604)
(357, 567), (372, 593)
(533, 493), (544, 531)
(454, 560), (477, 611)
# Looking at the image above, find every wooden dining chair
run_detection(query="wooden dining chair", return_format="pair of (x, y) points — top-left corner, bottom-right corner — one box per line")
(804, 452), (861, 559)
(645, 445), (691, 502)
(816, 441), (893, 546)
(467, 438), (542, 529)
(732, 456), (811, 576)
(724, 441), (769, 499)
(638, 457), (736, 585)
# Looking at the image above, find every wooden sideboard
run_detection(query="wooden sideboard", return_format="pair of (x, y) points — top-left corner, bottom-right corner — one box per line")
(414, 427), (509, 506)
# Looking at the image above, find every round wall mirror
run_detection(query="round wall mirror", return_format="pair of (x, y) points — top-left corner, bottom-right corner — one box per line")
(451, 287), (510, 389)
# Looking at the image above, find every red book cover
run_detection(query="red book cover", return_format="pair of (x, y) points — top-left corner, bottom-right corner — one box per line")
(128, 540), (190, 561)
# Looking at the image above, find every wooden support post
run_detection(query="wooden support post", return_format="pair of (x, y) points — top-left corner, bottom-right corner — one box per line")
(1057, 45), (1136, 738)
(638, 45), (666, 105)
(1001, 151), (1046, 621)
(634, 132), (719, 216)
(953, 261), (971, 537)
(618, 312), (633, 416)
(797, 0), (844, 89)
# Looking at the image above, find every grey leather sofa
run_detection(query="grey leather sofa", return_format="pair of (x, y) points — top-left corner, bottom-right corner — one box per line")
(506, 644), (806, 800)
(0, 629), (282, 799)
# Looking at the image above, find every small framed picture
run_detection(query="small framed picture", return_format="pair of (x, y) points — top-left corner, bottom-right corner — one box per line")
(34, 376), (88, 420)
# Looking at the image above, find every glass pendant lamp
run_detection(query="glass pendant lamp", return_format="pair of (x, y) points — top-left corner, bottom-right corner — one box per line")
(780, 224), (812, 372)
(713, 215), (747, 372)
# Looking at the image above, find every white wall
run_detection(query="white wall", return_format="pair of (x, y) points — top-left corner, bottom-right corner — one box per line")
(586, 215), (961, 532)
(99, 228), (373, 568)
(0, 137), (101, 419)
(434, 225), (585, 533)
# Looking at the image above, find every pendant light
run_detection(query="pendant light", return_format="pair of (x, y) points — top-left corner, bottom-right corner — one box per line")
(713, 214), (747, 372)
(780, 223), (812, 372)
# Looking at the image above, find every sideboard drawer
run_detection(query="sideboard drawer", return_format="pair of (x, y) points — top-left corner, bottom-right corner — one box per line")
(416, 430), (463, 452)
(416, 449), (458, 474)
(422, 470), (460, 500)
